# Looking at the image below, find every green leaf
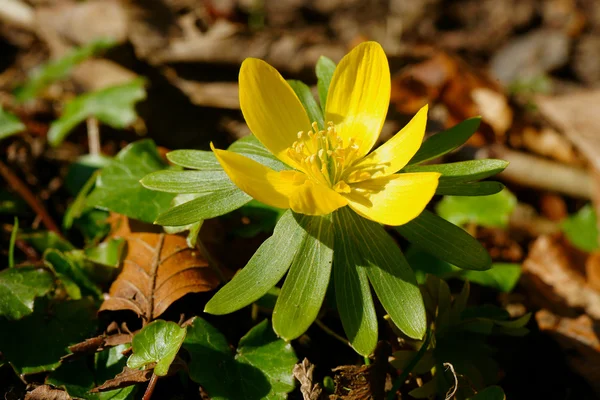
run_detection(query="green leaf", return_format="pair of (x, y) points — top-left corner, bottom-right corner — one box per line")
(64, 154), (111, 196)
(20, 230), (75, 253)
(273, 214), (334, 340)
(162, 194), (204, 247)
(404, 160), (508, 182)
(205, 210), (305, 315)
(467, 386), (506, 400)
(154, 186), (251, 226)
(406, 248), (521, 292)
(409, 117), (481, 165)
(288, 79), (324, 128)
(141, 170), (233, 194)
(228, 135), (289, 172)
(127, 320), (186, 376)
(316, 56), (336, 113)
(396, 210), (492, 271)
(47, 345), (136, 400)
(436, 189), (517, 228)
(404, 158), (507, 196)
(86, 139), (175, 223)
(184, 318), (297, 400)
(463, 263), (521, 293)
(344, 210), (426, 339)
(48, 78), (146, 146)
(0, 106), (25, 140)
(14, 38), (117, 102)
(166, 150), (221, 170)
(84, 238), (125, 268)
(0, 267), (54, 320)
(333, 208), (378, 356)
(0, 298), (97, 374)
(561, 204), (599, 252)
(435, 181), (505, 197)
(44, 249), (103, 299)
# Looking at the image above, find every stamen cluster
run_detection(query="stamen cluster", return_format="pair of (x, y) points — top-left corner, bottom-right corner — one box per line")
(287, 122), (361, 193)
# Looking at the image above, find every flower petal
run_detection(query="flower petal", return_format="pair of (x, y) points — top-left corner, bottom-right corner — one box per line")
(345, 172), (440, 226)
(325, 42), (391, 159)
(350, 105), (428, 180)
(212, 145), (300, 209)
(239, 58), (312, 166)
(289, 180), (348, 215)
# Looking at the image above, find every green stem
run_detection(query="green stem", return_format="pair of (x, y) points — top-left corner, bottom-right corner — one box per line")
(8, 217), (18, 267)
(364, 356), (371, 365)
(314, 319), (350, 347)
(387, 327), (433, 400)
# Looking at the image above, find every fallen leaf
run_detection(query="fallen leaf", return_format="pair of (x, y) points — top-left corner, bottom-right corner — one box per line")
(536, 90), (600, 170)
(536, 309), (600, 395)
(25, 385), (70, 400)
(293, 359), (324, 400)
(522, 235), (600, 319)
(390, 52), (511, 141)
(91, 367), (153, 392)
(99, 216), (220, 321)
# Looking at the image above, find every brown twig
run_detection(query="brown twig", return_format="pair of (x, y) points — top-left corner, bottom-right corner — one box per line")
(142, 373), (158, 400)
(477, 145), (593, 199)
(0, 159), (62, 236)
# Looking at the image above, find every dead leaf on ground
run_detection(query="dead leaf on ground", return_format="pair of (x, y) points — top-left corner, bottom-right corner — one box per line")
(390, 52), (512, 143)
(25, 385), (70, 400)
(91, 367), (153, 392)
(536, 309), (600, 395)
(293, 358), (325, 400)
(92, 358), (186, 392)
(61, 332), (133, 362)
(522, 235), (600, 319)
(537, 90), (600, 171)
(99, 215), (220, 322)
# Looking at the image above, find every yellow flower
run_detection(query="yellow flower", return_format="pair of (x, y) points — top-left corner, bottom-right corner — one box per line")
(211, 41), (440, 226)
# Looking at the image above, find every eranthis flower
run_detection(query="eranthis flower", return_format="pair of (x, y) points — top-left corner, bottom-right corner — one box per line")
(211, 41), (440, 226)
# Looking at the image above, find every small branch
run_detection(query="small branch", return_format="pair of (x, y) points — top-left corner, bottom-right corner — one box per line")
(87, 117), (101, 157)
(314, 319), (351, 348)
(142, 373), (158, 400)
(0, 160), (62, 236)
(477, 145), (593, 199)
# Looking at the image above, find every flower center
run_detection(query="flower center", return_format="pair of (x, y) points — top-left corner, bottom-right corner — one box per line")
(286, 122), (361, 193)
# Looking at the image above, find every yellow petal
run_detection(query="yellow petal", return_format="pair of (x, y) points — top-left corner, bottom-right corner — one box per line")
(325, 41), (391, 159)
(345, 172), (440, 226)
(239, 58), (312, 166)
(212, 145), (303, 209)
(350, 105), (428, 181)
(289, 180), (348, 215)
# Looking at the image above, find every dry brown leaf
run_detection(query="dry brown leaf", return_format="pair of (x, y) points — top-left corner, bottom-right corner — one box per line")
(99, 216), (220, 321)
(536, 309), (600, 395)
(293, 358), (325, 400)
(522, 235), (600, 319)
(25, 385), (70, 400)
(91, 367), (153, 392)
(536, 91), (600, 171)
(390, 52), (512, 142)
